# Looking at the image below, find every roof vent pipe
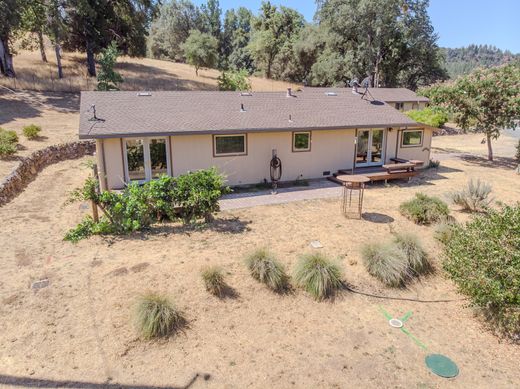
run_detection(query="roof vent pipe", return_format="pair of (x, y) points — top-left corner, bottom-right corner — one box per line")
(240, 103), (246, 112)
(286, 88), (292, 97)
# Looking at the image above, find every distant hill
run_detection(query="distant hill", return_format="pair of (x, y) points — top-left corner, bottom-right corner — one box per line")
(442, 44), (520, 79)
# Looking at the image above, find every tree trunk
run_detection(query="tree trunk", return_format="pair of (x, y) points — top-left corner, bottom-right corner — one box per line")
(55, 44), (63, 79)
(486, 133), (494, 161)
(38, 31), (48, 62)
(0, 37), (16, 77)
(86, 40), (96, 77)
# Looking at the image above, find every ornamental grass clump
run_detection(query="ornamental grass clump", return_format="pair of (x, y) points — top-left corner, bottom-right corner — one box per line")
(293, 253), (343, 300)
(450, 179), (493, 212)
(399, 193), (450, 225)
(135, 292), (185, 339)
(361, 242), (411, 287)
(201, 266), (226, 297)
(393, 232), (431, 275)
(245, 248), (288, 292)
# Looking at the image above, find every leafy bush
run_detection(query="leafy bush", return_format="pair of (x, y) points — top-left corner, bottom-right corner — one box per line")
(399, 193), (450, 225)
(146, 175), (177, 220)
(217, 69), (252, 91)
(443, 204), (520, 339)
(63, 216), (114, 242)
(22, 124), (41, 139)
(66, 169), (229, 241)
(405, 107), (449, 128)
(135, 292), (185, 339)
(293, 253), (343, 300)
(201, 266), (226, 297)
(361, 242), (410, 287)
(0, 128), (18, 157)
(450, 179), (493, 212)
(245, 248), (288, 292)
(173, 168), (229, 224)
(393, 233), (431, 274)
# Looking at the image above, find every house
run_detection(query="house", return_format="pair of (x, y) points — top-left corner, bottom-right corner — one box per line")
(79, 88), (434, 191)
(306, 87), (430, 112)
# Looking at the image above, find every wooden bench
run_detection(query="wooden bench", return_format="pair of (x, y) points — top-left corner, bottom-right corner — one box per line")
(383, 162), (417, 173)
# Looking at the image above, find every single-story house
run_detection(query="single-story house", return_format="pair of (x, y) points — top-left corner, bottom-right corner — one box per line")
(79, 88), (434, 191)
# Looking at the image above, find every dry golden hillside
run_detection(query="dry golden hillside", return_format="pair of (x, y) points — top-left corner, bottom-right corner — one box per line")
(0, 49), (298, 93)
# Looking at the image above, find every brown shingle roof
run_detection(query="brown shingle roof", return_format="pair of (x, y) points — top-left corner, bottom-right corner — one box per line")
(79, 89), (419, 139)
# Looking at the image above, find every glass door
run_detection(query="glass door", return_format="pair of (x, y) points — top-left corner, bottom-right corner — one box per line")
(124, 138), (170, 183)
(355, 129), (385, 167)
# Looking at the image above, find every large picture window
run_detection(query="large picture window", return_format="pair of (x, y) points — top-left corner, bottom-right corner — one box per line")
(124, 137), (170, 183)
(292, 131), (311, 152)
(214, 134), (247, 156)
(401, 130), (424, 147)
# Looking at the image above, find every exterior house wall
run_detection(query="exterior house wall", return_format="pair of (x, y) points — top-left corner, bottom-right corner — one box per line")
(98, 127), (432, 190)
(170, 129), (356, 186)
(393, 102), (428, 112)
(101, 138), (126, 190)
(395, 128), (433, 164)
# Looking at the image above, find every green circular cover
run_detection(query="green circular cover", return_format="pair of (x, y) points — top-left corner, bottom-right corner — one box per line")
(425, 354), (459, 378)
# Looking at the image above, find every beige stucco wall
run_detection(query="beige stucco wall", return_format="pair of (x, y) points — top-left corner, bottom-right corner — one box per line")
(170, 129), (356, 186)
(101, 138), (126, 190)
(98, 127), (433, 190)
(394, 128), (433, 165)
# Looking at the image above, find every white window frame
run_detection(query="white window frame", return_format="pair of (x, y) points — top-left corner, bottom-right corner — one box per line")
(213, 134), (247, 157)
(401, 129), (424, 148)
(123, 137), (171, 183)
(292, 131), (311, 152)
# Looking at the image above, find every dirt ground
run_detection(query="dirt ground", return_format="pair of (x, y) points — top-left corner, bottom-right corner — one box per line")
(0, 129), (519, 388)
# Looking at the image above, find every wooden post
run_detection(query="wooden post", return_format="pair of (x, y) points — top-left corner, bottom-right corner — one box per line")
(91, 164), (99, 222)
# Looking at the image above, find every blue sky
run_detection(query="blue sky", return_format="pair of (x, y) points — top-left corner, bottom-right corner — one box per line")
(193, 0), (520, 53)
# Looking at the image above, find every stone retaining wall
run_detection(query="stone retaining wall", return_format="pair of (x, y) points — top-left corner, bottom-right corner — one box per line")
(0, 141), (95, 206)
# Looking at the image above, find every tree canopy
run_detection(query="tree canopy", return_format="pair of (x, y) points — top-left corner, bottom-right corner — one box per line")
(181, 30), (218, 75)
(420, 63), (520, 160)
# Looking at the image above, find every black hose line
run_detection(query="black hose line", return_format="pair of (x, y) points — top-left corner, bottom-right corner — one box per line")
(343, 284), (468, 303)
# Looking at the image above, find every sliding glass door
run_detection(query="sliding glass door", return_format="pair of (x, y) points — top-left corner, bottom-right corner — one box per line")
(124, 138), (170, 183)
(355, 129), (386, 167)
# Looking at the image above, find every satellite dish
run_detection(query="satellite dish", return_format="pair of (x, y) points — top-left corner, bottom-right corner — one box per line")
(361, 76), (371, 89)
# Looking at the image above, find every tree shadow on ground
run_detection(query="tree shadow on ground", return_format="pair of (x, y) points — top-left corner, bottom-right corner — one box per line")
(460, 154), (518, 170)
(0, 373), (211, 389)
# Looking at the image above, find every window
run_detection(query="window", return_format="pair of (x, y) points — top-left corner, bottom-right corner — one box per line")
(214, 134), (246, 156)
(124, 138), (170, 183)
(395, 102), (404, 111)
(293, 131), (311, 152)
(401, 130), (423, 147)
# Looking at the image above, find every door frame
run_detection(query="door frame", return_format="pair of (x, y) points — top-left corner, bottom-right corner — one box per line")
(355, 128), (386, 168)
(123, 137), (171, 184)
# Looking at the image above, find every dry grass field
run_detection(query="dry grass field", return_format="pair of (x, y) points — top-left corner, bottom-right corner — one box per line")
(0, 49), (298, 93)
(0, 121), (519, 387)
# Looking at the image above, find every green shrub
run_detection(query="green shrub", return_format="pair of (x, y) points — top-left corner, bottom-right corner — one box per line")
(146, 175), (177, 220)
(399, 193), (450, 225)
(0, 128), (18, 157)
(217, 69), (251, 91)
(135, 292), (185, 339)
(245, 249), (288, 292)
(173, 168), (229, 224)
(293, 253), (343, 300)
(405, 107), (449, 128)
(64, 216), (114, 243)
(361, 242), (411, 287)
(450, 179), (492, 212)
(201, 266), (226, 297)
(393, 233), (431, 274)
(443, 204), (520, 339)
(22, 124), (41, 139)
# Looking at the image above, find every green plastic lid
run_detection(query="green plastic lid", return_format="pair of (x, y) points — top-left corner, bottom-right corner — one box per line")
(425, 354), (459, 378)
